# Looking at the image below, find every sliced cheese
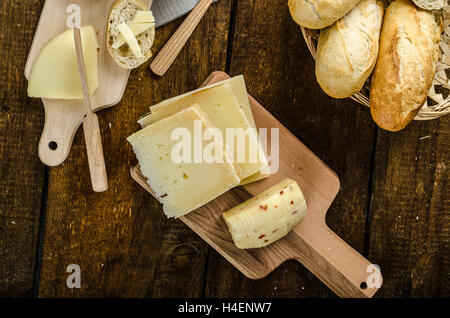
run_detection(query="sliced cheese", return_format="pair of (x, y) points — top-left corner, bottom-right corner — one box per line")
(118, 23), (143, 58)
(223, 178), (307, 249)
(112, 11), (155, 49)
(149, 75), (257, 130)
(128, 104), (241, 218)
(27, 26), (99, 99)
(138, 84), (268, 181)
(133, 11), (155, 23)
(240, 171), (271, 186)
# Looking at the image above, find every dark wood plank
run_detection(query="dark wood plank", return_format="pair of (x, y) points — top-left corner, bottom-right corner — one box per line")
(0, 0), (46, 297)
(37, 1), (232, 297)
(368, 118), (449, 297)
(204, 0), (377, 298)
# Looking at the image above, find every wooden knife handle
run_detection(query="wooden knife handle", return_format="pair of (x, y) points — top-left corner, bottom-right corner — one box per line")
(83, 112), (108, 193)
(74, 28), (108, 192)
(150, 0), (214, 76)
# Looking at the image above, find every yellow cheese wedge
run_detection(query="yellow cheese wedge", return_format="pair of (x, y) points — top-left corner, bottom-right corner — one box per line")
(27, 26), (99, 99)
(118, 23), (143, 58)
(112, 11), (155, 49)
(240, 171), (271, 186)
(145, 75), (269, 184)
(128, 104), (241, 218)
(138, 84), (268, 181)
(223, 178), (307, 249)
(150, 75), (256, 130)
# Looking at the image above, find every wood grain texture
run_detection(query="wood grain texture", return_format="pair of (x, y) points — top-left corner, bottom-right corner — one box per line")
(0, 0), (46, 297)
(204, 0), (378, 298)
(0, 0), (448, 298)
(37, 0), (233, 297)
(24, 0), (131, 167)
(131, 72), (381, 298)
(150, 0), (214, 76)
(368, 118), (450, 297)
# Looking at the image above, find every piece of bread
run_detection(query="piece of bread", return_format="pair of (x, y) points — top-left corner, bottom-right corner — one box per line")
(412, 0), (446, 11)
(288, 0), (362, 29)
(316, 0), (384, 99)
(370, 0), (440, 131)
(107, 0), (155, 69)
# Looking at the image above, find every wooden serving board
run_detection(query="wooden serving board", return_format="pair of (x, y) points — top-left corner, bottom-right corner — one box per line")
(25, 0), (152, 166)
(131, 71), (382, 298)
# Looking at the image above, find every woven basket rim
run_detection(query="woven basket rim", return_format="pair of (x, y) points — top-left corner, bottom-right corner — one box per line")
(300, 6), (450, 121)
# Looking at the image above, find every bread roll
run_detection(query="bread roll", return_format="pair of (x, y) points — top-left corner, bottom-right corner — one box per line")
(316, 0), (384, 99)
(288, 0), (362, 29)
(412, 0), (446, 11)
(370, 0), (440, 131)
(107, 0), (155, 69)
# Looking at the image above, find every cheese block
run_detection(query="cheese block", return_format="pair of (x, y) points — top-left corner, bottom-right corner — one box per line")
(223, 178), (307, 249)
(128, 104), (241, 218)
(138, 84), (269, 181)
(149, 75), (257, 130)
(145, 75), (269, 184)
(27, 26), (99, 99)
(112, 11), (155, 49)
(118, 23), (143, 58)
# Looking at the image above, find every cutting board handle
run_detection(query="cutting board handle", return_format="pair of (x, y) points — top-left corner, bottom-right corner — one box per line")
(38, 100), (85, 166)
(289, 221), (382, 298)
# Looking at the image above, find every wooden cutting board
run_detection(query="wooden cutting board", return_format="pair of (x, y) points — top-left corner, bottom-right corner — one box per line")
(131, 71), (382, 298)
(25, 0), (152, 166)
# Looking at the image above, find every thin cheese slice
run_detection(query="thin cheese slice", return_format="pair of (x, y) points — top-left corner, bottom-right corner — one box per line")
(138, 84), (268, 181)
(28, 26), (99, 99)
(149, 75), (257, 130)
(133, 11), (155, 23)
(128, 104), (241, 218)
(223, 178), (307, 249)
(112, 11), (155, 49)
(118, 23), (143, 58)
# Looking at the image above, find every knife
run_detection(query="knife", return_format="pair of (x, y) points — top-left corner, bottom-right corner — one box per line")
(150, 0), (215, 76)
(152, 0), (219, 28)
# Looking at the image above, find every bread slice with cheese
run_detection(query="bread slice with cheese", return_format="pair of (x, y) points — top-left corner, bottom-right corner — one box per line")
(107, 0), (155, 69)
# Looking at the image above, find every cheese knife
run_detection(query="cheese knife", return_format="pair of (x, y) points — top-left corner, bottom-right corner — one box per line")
(150, 0), (217, 76)
(152, 0), (219, 28)
(73, 28), (108, 193)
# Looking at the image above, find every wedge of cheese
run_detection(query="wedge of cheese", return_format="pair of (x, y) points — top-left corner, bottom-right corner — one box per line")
(149, 75), (256, 130)
(128, 104), (241, 218)
(223, 178), (307, 249)
(138, 84), (269, 181)
(112, 11), (155, 49)
(147, 76), (270, 184)
(27, 26), (99, 99)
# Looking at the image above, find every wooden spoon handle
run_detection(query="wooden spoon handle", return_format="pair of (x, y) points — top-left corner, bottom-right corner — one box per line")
(74, 28), (108, 192)
(150, 0), (214, 76)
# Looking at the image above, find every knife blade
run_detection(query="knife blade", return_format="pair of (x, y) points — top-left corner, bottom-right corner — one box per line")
(152, 0), (219, 28)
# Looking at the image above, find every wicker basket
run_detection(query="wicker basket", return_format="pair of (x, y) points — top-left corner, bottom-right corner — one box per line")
(300, 3), (450, 121)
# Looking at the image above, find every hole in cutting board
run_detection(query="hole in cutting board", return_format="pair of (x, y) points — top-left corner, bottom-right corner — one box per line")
(48, 141), (58, 151)
(360, 282), (367, 290)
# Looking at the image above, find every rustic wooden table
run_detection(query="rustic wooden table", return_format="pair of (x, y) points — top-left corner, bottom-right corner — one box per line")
(0, 0), (448, 298)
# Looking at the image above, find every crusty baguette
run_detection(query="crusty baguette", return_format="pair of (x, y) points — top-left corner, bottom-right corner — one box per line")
(107, 0), (155, 69)
(288, 0), (362, 29)
(412, 0), (446, 10)
(370, 0), (440, 131)
(316, 0), (384, 99)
